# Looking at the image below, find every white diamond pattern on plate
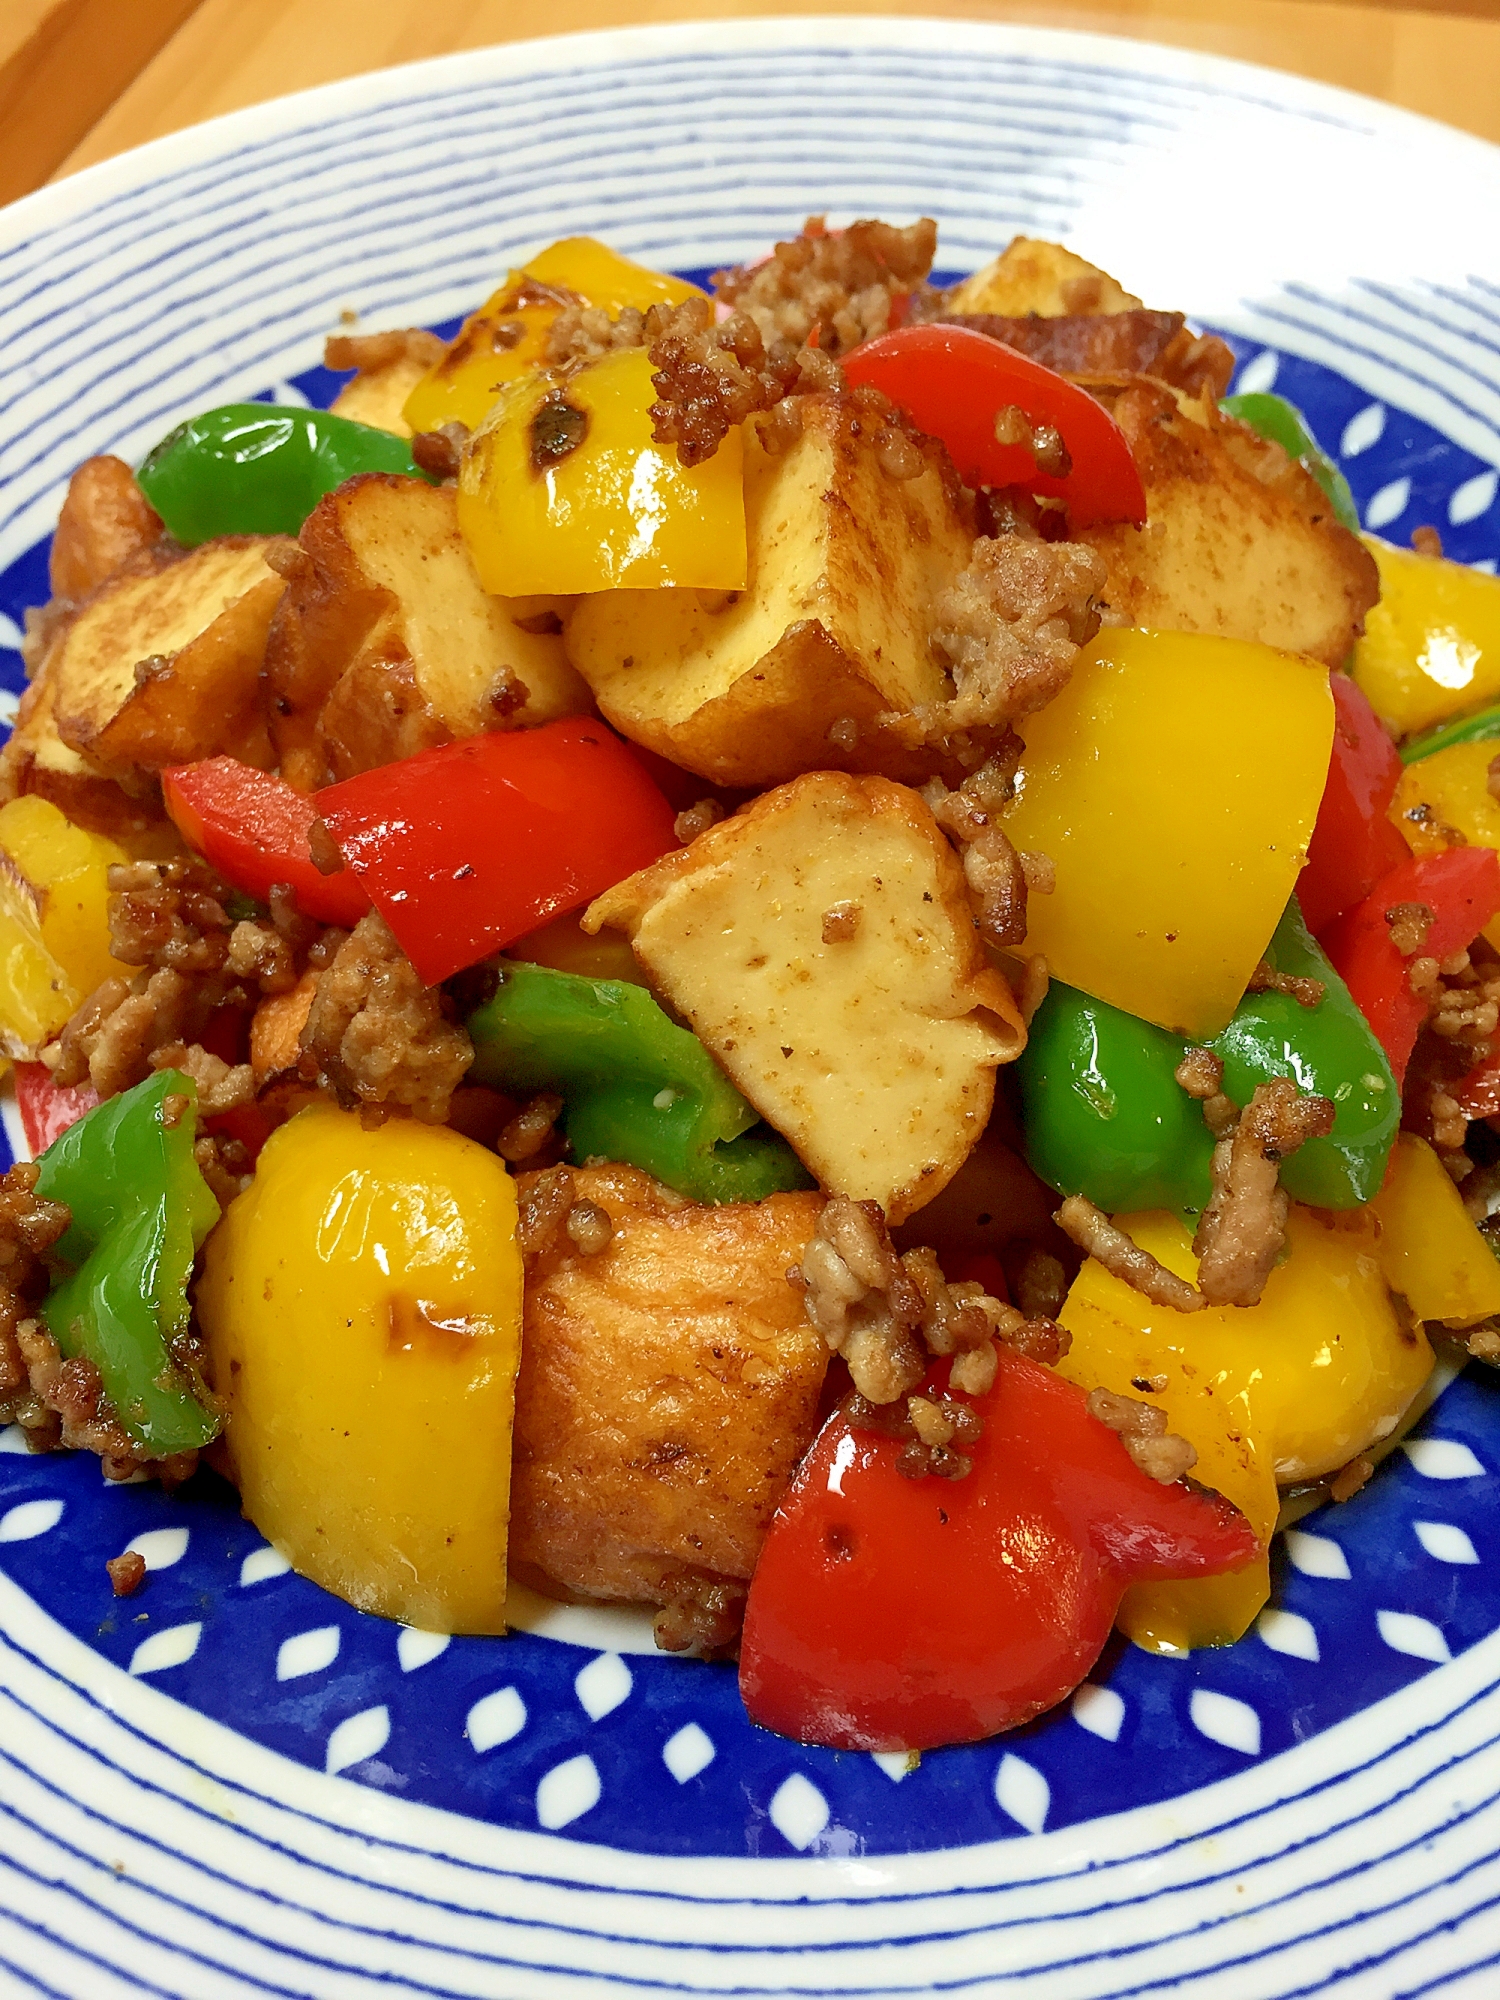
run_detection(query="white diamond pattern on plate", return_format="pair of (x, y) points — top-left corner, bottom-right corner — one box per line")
(0, 1498), (63, 1543)
(397, 1628), (450, 1673)
(128, 1623), (201, 1677)
(465, 1686), (527, 1754)
(238, 1545), (291, 1587)
(1449, 469), (1498, 525)
(574, 1651), (632, 1721)
(1377, 1610), (1452, 1664)
(1190, 1688), (1262, 1756)
(870, 1751), (917, 1782)
(1340, 402), (1386, 456)
(662, 1723), (715, 1784)
(1071, 1685), (1125, 1743)
(536, 1754), (601, 1831)
(1364, 476), (1412, 529)
(1235, 350), (1279, 395)
(1405, 1438), (1485, 1480)
(276, 1625), (341, 1681)
(1285, 1529), (1352, 1579)
(326, 1706), (390, 1776)
(125, 1527), (189, 1572)
(994, 1754), (1050, 1833)
(1415, 1521), (1480, 1565)
(1257, 1609), (1320, 1662)
(768, 1772), (830, 1851)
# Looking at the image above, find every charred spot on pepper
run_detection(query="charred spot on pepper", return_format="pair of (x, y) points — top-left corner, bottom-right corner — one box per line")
(529, 392), (590, 473)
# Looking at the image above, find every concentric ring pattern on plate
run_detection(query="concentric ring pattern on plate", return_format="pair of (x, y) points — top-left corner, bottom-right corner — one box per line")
(1, 19), (1499, 1997)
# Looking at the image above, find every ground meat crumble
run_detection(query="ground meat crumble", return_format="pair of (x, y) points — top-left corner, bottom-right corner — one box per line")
(796, 1195), (1067, 1478)
(714, 214), (938, 358)
(298, 910), (473, 1124)
(1086, 1386), (1197, 1484)
(1194, 1078), (1335, 1307)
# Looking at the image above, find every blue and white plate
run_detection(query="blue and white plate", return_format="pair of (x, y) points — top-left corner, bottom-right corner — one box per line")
(1, 20), (1498, 1996)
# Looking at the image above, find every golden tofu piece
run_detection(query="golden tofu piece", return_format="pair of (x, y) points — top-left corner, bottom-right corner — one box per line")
(946, 236), (1142, 318)
(510, 1163), (827, 1610)
(563, 395), (975, 787)
(1076, 380), (1379, 667)
(588, 772), (1026, 1222)
(0, 673), (163, 840)
(42, 538), (284, 771)
(264, 473), (589, 787)
(48, 456), (163, 601)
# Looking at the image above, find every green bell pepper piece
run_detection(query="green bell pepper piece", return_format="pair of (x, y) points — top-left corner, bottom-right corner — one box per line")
(1221, 390), (1361, 533)
(1213, 898), (1398, 1208)
(137, 404), (433, 545)
(1017, 984), (1214, 1219)
(1399, 701), (1500, 765)
(466, 959), (812, 1204)
(35, 1070), (223, 1456)
(1019, 898), (1398, 1217)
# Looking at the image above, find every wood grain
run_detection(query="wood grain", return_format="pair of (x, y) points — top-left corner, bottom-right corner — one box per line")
(44, 0), (1500, 188)
(0, 0), (202, 206)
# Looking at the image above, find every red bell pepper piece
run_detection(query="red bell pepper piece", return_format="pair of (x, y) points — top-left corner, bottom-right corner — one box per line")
(13, 1064), (99, 1156)
(316, 717), (679, 987)
(739, 1347), (1258, 1752)
(1320, 847), (1500, 1087)
(840, 324), (1147, 529)
(1298, 674), (1409, 936)
(1451, 1049), (1500, 1120)
(162, 758), (372, 928)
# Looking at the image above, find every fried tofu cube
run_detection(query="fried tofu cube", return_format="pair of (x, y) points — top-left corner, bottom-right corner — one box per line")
(947, 237), (1142, 318)
(562, 395), (975, 787)
(41, 537), (285, 771)
(587, 772), (1026, 1223)
(48, 456), (164, 601)
(0, 674), (163, 839)
(1076, 381), (1379, 667)
(509, 1164), (828, 1612)
(265, 474), (589, 786)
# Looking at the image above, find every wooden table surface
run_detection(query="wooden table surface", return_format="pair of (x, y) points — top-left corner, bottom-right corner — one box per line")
(3, 0), (1498, 212)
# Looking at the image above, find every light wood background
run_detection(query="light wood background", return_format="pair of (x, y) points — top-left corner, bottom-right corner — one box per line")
(2, 0), (1498, 211)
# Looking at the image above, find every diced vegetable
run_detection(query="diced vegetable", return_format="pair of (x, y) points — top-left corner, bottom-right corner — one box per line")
(1298, 672), (1410, 935)
(1020, 899), (1398, 1219)
(1220, 391), (1360, 531)
(161, 757), (372, 927)
(738, 1346), (1259, 1750)
(36, 1070), (222, 1457)
(14, 1063), (99, 1155)
(457, 347), (746, 596)
(404, 237), (705, 436)
(1002, 627), (1335, 1037)
(1370, 1134), (1500, 1326)
(1320, 847), (1500, 1085)
(196, 1101), (523, 1633)
(318, 718), (678, 986)
(1351, 538), (1500, 738)
(467, 960), (809, 1202)
(138, 405), (432, 544)
(841, 323), (1148, 528)
(1058, 1206), (1433, 1651)
(0, 797), (129, 1056)
(1390, 738), (1500, 950)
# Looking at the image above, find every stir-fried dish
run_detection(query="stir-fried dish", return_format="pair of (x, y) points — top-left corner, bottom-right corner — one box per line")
(3, 218), (1500, 1752)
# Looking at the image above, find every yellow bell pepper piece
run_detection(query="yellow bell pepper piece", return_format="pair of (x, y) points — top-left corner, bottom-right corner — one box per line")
(197, 1102), (524, 1633)
(458, 345), (747, 596)
(1058, 1205), (1432, 1652)
(403, 236), (705, 436)
(0, 796), (130, 1057)
(1390, 739), (1500, 951)
(1002, 627), (1334, 1037)
(1351, 537), (1500, 738)
(1371, 1132), (1500, 1326)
